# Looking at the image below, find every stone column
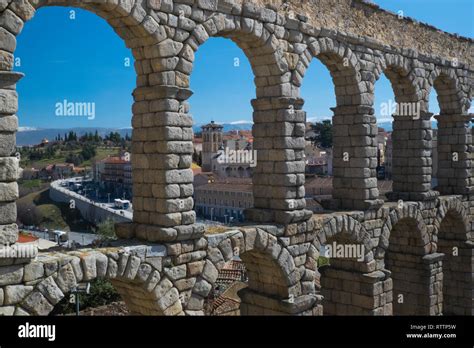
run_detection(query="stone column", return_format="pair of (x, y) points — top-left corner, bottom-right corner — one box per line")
(246, 97), (312, 225)
(0, 71), (32, 265)
(116, 85), (203, 243)
(438, 240), (473, 315)
(331, 106), (382, 210)
(421, 253), (444, 316)
(388, 112), (439, 202)
(388, 252), (443, 315)
(435, 114), (473, 195)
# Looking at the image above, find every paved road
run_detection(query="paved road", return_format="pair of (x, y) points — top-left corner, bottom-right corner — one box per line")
(24, 229), (98, 247)
(51, 179), (133, 221)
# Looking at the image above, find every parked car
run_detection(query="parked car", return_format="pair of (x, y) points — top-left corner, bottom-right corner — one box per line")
(49, 230), (69, 243)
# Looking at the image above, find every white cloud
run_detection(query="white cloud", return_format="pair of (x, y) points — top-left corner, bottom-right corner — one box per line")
(18, 127), (38, 132)
(229, 120), (253, 125)
(376, 117), (394, 123)
(307, 116), (332, 123)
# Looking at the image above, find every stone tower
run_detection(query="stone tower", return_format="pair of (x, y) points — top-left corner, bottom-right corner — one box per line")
(201, 121), (223, 172)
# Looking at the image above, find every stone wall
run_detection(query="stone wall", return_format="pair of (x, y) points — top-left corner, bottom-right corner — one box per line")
(251, 0), (474, 67)
(0, 0), (472, 316)
(49, 182), (131, 225)
(0, 197), (472, 316)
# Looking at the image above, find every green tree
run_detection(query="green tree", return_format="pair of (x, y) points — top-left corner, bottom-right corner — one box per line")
(81, 144), (97, 161)
(65, 153), (84, 166)
(96, 218), (116, 241)
(310, 120), (333, 148)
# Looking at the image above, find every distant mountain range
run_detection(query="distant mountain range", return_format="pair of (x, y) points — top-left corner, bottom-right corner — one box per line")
(16, 120), (440, 146)
(16, 123), (255, 146)
(17, 127), (133, 146)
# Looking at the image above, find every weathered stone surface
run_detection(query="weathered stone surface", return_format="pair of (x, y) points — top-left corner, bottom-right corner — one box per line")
(0, 89), (17, 114)
(0, 202), (16, 223)
(135, 263), (153, 283)
(0, 305), (14, 315)
(0, 264), (23, 286)
(0, 182), (18, 201)
(14, 307), (29, 316)
(37, 277), (64, 305)
(4, 285), (33, 305)
(0, 223), (17, 244)
(0, 10), (24, 35)
(0, 157), (19, 182)
(95, 253), (108, 278)
(22, 291), (53, 316)
(55, 263), (77, 293)
(201, 260), (218, 284)
(81, 254), (97, 281)
(153, 277), (173, 299)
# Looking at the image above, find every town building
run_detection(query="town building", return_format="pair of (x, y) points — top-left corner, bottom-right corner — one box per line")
(305, 145), (330, 175)
(200, 121), (255, 179)
(39, 163), (75, 180)
(194, 179), (253, 222)
(94, 154), (132, 198)
(201, 121), (224, 172)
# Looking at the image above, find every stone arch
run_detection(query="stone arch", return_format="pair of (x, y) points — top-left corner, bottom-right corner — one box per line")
(377, 56), (434, 202)
(195, 229), (305, 315)
(3, 0), (158, 62)
(314, 215), (390, 315)
(318, 215), (373, 253)
(183, 14), (288, 95)
(378, 204), (430, 258)
(10, 249), (183, 316)
(376, 54), (421, 105)
(302, 37), (363, 106)
(434, 197), (470, 239)
(301, 38), (380, 210)
(435, 198), (472, 315)
(379, 204), (442, 315)
(429, 67), (466, 115)
(430, 67), (472, 196)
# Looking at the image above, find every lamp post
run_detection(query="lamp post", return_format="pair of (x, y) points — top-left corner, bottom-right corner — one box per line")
(70, 283), (91, 316)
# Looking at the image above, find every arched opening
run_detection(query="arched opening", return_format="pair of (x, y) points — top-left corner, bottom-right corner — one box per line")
(432, 73), (462, 115)
(10, 251), (178, 316)
(375, 61), (431, 201)
(316, 218), (390, 316)
(431, 72), (471, 196)
(373, 74), (397, 191)
(428, 86), (440, 189)
(437, 210), (470, 315)
(14, 6), (135, 236)
(199, 230), (311, 316)
(302, 41), (378, 211)
(205, 248), (292, 316)
(385, 217), (434, 315)
(300, 58), (335, 208)
(190, 37), (255, 225)
(5, 2), (166, 315)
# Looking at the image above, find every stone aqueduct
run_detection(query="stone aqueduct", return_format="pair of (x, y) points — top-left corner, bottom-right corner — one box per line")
(0, 0), (472, 316)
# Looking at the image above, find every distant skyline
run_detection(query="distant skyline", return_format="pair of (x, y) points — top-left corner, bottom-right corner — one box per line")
(14, 2), (473, 129)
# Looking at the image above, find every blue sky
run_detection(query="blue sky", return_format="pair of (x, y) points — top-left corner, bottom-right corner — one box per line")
(14, 1), (473, 129)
